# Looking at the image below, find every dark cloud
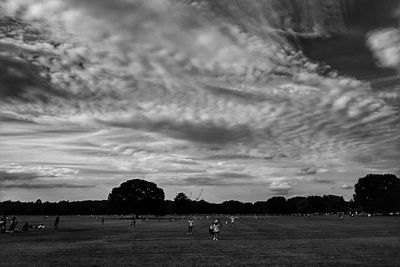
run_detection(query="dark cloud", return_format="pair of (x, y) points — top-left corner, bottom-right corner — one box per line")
(268, 180), (293, 195)
(0, 183), (93, 189)
(104, 119), (254, 144)
(204, 85), (268, 102)
(162, 170), (257, 186)
(171, 177), (251, 186)
(164, 159), (199, 165)
(201, 154), (268, 160)
(77, 168), (152, 176)
(312, 179), (335, 184)
(0, 171), (40, 182)
(297, 167), (317, 175)
(0, 115), (35, 124)
(215, 172), (255, 179)
(298, 176), (335, 184)
(160, 169), (206, 174)
(268, 187), (291, 195)
(0, 171), (92, 189)
(0, 55), (52, 100)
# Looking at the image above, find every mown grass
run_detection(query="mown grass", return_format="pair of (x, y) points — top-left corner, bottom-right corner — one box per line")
(1, 215), (399, 266)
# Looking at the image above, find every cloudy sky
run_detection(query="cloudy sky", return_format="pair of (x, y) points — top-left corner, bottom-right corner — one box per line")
(1, 0), (399, 202)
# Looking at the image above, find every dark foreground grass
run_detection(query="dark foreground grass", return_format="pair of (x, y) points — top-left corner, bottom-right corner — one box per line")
(0, 215), (399, 266)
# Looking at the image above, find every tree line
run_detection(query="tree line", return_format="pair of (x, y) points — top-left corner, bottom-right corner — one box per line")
(1, 174), (399, 215)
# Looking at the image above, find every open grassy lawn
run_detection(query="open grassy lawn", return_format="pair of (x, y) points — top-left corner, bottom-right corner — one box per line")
(1, 215), (399, 266)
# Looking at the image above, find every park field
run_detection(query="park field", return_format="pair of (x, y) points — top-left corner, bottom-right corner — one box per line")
(0, 215), (399, 266)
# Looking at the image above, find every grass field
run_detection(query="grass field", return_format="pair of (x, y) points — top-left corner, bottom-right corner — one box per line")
(0, 215), (399, 266)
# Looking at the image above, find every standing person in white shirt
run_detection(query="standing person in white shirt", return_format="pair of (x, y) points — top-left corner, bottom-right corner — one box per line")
(230, 216), (235, 226)
(187, 217), (194, 235)
(212, 220), (221, 240)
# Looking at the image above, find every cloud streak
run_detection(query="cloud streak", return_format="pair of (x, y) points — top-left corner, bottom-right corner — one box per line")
(0, 0), (399, 201)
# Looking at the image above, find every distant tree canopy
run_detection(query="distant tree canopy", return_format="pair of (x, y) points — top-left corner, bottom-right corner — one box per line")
(2, 174), (399, 215)
(354, 174), (400, 213)
(108, 179), (165, 215)
(266, 196), (287, 214)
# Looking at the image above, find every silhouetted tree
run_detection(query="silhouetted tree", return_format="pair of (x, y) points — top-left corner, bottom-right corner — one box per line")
(253, 201), (268, 214)
(266, 196), (287, 214)
(286, 197), (307, 214)
(354, 174), (400, 213)
(322, 195), (346, 213)
(221, 200), (252, 214)
(108, 179), (165, 215)
(307, 196), (325, 213)
(173, 192), (191, 214)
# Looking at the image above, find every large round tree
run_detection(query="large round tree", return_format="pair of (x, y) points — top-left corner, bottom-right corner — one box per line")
(354, 174), (400, 213)
(108, 179), (165, 215)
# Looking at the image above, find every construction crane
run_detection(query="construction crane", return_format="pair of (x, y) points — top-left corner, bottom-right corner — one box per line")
(195, 188), (204, 201)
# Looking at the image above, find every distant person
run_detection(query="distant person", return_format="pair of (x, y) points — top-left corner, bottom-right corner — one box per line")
(211, 220), (222, 241)
(230, 216), (235, 226)
(187, 218), (194, 235)
(101, 217), (105, 224)
(0, 215), (7, 231)
(208, 224), (214, 236)
(130, 217), (136, 231)
(9, 216), (18, 232)
(54, 215), (60, 230)
(22, 222), (30, 232)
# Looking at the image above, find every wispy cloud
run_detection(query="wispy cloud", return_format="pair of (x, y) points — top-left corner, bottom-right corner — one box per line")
(0, 0), (399, 201)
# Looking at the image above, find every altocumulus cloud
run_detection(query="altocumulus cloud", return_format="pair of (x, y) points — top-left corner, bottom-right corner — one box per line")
(0, 0), (399, 201)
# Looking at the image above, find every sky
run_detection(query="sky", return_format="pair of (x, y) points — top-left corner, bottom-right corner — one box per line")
(0, 0), (399, 203)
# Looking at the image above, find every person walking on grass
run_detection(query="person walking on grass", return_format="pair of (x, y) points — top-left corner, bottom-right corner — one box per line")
(54, 215), (60, 230)
(187, 217), (194, 235)
(211, 219), (222, 240)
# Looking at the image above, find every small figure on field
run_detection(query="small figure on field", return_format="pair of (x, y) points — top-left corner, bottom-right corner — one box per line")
(54, 215), (60, 230)
(9, 216), (18, 232)
(211, 220), (222, 241)
(130, 217), (136, 231)
(230, 216), (235, 226)
(101, 217), (105, 224)
(187, 217), (194, 235)
(208, 224), (214, 236)
(0, 215), (7, 231)
(22, 222), (30, 232)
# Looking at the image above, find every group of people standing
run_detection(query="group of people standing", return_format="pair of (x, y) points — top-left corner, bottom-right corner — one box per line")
(187, 216), (235, 240)
(0, 214), (60, 233)
(0, 215), (19, 233)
